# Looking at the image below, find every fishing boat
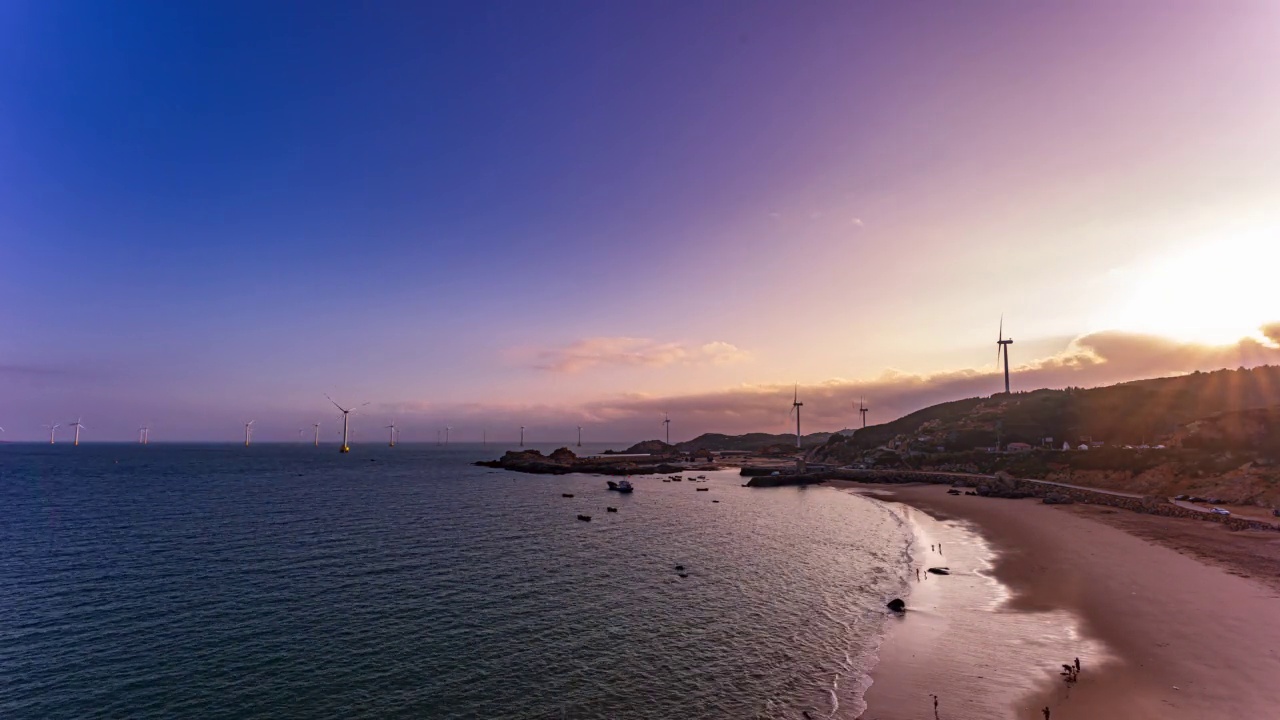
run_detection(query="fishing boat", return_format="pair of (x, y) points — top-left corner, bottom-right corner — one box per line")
(615, 479), (634, 494)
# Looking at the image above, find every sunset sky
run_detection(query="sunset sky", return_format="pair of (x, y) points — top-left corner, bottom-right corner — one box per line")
(3, 1), (1278, 442)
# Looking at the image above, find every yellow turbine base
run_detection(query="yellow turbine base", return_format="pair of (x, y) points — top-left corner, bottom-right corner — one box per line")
(339, 445), (350, 453)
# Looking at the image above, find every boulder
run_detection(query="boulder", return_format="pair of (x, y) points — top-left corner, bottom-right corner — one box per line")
(886, 598), (907, 612)
(1043, 493), (1075, 505)
(548, 447), (578, 463)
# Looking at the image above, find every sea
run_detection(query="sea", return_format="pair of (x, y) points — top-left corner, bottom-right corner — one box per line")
(0, 443), (913, 720)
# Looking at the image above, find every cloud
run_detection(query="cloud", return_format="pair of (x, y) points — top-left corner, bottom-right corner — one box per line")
(530, 337), (751, 373)
(373, 324), (1280, 444)
(851, 217), (864, 227)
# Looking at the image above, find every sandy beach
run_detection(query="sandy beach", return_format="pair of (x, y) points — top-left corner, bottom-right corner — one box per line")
(839, 482), (1280, 720)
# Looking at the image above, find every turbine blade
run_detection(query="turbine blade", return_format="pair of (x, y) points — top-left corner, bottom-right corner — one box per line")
(998, 314), (1004, 342)
(324, 393), (347, 413)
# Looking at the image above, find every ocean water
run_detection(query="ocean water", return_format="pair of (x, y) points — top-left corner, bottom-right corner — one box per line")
(0, 443), (911, 719)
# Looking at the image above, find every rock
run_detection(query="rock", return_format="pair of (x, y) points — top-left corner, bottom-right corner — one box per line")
(886, 598), (907, 612)
(548, 447), (578, 463)
(1043, 493), (1075, 505)
(674, 565), (684, 571)
(927, 567), (951, 575)
(947, 489), (961, 495)
(606, 507), (618, 512)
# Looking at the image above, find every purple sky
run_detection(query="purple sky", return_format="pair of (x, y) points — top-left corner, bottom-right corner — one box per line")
(2, 1), (1278, 442)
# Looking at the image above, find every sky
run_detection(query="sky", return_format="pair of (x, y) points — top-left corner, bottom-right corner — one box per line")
(2, 1), (1279, 443)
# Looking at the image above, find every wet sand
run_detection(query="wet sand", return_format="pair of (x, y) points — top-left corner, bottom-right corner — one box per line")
(840, 482), (1280, 720)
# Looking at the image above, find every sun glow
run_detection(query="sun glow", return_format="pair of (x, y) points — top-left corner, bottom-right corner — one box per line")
(1099, 235), (1278, 347)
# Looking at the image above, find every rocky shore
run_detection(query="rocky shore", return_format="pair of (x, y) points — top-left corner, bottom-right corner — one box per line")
(475, 447), (703, 476)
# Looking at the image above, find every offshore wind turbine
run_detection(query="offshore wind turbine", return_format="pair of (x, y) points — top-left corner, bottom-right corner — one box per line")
(385, 422), (397, 447)
(662, 413), (671, 444)
(70, 418), (85, 446)
(325, 394), (368, 454)
(45, 421), (61, 444)
(996, 315), (1014, 395)
(313, 423), (321, 447)
(519, 426), (525, 447)
(243, 420), (254, 446)
(138, 426), (150, 444)
(789, 385), (803, 448)
(577, 425), (582, 447)
(445, 425), (451, 445)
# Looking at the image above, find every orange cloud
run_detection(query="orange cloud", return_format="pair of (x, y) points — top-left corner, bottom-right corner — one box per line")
(388, 325), (1280, 441)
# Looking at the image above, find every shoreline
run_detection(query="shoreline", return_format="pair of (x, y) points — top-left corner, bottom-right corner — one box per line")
(842, 482), (1280, 720)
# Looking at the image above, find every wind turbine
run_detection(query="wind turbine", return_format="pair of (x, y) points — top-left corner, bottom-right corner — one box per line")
(520, 426), (525, 447)
(44, 421), (61, 444)
(997, 315), (1014, 395)
(298, 428), (306, 443)
(858, 397), (869, 429)
(244, 420), (254, 446)
(313, 423), (321, 447)
(789, 385), (803, 448)
(662, 413), (671, 444)
(325, 394), (368, 454)
(482, 428), (487, 447)
(577, 425), (583, 447)
(139, 426), (149, 444)
(445, 425), (451, 445)
(70, 418), (85, 446)
(386, 422), (397, 447)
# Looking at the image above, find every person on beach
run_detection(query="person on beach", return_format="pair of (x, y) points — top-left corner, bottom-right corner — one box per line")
(1074, 657), (1080, 675)
(1042, 707), (1050, 719)
(938, 542), (943, 555)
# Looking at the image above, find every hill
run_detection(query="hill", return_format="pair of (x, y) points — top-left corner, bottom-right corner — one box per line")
(816, 365), (1280, 463)
(674, 432), (833, 453)
(808, 365), (1280, 507)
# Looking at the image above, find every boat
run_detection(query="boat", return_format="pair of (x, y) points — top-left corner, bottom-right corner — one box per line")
(577, 514), (592, 522)
(696, 487), (709, 492)
(562, 493), (575, 498)
(607, 479), (634, 493)
(606, 507), (618, 513)
(606, 480), (619, 490)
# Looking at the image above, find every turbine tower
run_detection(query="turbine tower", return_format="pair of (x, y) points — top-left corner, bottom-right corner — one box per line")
(662, 413), (671, 445)
(70, 418), (85, 446)
(313, 423), (321, 447)
(577, 425), (582, 447)
(789, 385), (803, 448)
(45, 421), (61, 444)
(139, 426), (150, 444)
(997, 315), (1014, 395)
(386, 423), (397, 447)
(244, 420), (254, 446)
(445, 425), (452, 445)
(298, 428), (306, 443)
(859, 397), (869, 429)
(325, 394), (368, 454)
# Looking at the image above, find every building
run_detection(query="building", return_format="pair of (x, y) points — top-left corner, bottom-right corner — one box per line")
(1006, 442), (1033, 453)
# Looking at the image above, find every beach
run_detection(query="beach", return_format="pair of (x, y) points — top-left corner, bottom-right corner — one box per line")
(839, 482), (1280, 720)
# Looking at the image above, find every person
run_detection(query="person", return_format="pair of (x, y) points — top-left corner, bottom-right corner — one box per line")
(1074, 657), (1081, 674)
(1042, 707), (1051, 719)
(938, 542), (943, 555)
